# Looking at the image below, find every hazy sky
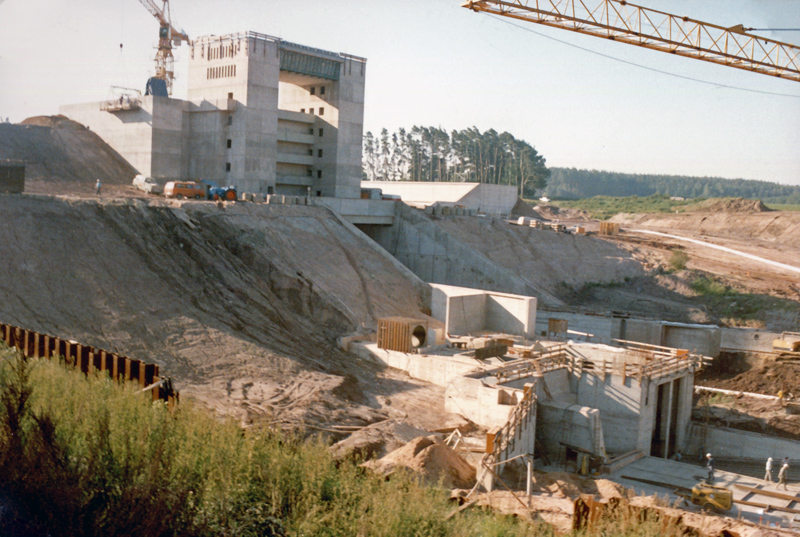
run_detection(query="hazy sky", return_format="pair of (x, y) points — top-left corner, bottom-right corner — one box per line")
(1, 0), (799, 185)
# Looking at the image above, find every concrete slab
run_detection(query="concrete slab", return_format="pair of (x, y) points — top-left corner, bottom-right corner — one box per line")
(607, 456), (798, 527)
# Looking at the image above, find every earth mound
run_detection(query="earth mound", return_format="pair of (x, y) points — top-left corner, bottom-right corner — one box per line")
(534, 204), (593, 221)
(509, 198), (542, 219)
(0, 115), (137, 195)
(330, 420), (431, 461)
(363, 435), (476, 488)
(0, 196), (432, 428)
(690, 197), (770, 213)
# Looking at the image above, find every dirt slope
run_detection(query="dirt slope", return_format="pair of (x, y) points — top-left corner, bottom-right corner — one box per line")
(0, 195), (435, 428)
(611, 210), (800, 251)
(433, 216), (645, 300)
(0, 116), (137, 195)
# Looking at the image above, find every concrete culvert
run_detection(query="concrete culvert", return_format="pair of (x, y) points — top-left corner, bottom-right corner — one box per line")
(411, 325), (427, 348)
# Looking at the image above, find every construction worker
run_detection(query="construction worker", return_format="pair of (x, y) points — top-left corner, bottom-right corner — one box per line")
(706, 453), (715, 483)
(765, 457), (773, 482)
(779, 461), (790, 490)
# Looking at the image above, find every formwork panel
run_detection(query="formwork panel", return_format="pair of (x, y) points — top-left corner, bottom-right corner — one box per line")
(377, 317), (429, 353)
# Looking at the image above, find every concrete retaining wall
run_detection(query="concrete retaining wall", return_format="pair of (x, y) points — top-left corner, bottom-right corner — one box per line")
(720, 327), (782, 353)
(352, 342), (478, 388)
(537, 401), (605, 457)
(360, 203), (541, 297)
(445, 375), (518, 428)
(687, 424), (800, 460)
(537, 311), (721, 357)
(430, 283), (537, 338)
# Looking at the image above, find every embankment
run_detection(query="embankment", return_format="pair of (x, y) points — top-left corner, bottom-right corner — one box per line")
(0, 194), (430, 426)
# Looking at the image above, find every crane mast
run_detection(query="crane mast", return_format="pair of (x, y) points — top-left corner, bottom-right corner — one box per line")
(137, 0), (190, 95)
(462, 0), (800, 82)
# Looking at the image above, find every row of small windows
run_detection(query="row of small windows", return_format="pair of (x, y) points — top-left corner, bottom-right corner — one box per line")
(207, 65), (237, 80)
(208, 44), (235, 60)
(300, 107), (324, 116)
(309, 86), (326, 96)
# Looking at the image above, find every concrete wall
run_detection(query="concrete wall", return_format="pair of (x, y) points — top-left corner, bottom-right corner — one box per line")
(429, 283), (537, 338)
(444, 375), (518, 428)
(352, 342), (477, 389)
(687, 424), (800, 460)
(720, 327), (782, 353)
(662, 323), (721, 357)
(537, 401), (605, 457)
(362, 203), (539, 296)
(487, 294), (536, 336)
(60, 97), (187, 181)
(315, 197), (395, 225)
(447, 294), (487, 335)
(362, 181), (517, 216)
(536, 310), (721, 358)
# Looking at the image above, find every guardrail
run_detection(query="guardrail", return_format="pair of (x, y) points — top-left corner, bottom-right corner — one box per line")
(0, 322), (177, 406)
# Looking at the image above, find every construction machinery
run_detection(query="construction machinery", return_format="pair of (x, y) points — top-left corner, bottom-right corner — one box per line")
(136, 0), (190, 95)
(680, 482), (733, 512)
(462, 0), (800, 82)
(623, 475), (732, 512)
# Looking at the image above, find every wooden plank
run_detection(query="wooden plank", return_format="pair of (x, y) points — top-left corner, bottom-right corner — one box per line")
(733, 498), (800, 515)
(734, 484), (800, 503)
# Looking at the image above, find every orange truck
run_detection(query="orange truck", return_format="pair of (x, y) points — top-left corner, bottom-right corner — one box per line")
(163, 181), (206, 199)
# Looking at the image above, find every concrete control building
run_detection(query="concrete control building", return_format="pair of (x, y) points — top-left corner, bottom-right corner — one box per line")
(60, 32), (366, 198)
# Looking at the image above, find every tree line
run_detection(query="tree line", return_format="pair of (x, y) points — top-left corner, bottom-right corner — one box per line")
(362, 126), (550, 198)
(545, 168), (800, 204)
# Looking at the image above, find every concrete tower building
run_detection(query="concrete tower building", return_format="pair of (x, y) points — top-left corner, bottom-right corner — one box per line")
(60, 32), (366, 198)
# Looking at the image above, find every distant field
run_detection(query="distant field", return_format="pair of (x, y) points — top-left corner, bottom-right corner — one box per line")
(550, 194), (701, 220)
(765, 203), (800, 212)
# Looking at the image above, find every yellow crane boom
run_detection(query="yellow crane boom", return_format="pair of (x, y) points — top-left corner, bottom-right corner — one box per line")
(462, 0), (800, 82)
(137, 0), (190, 95)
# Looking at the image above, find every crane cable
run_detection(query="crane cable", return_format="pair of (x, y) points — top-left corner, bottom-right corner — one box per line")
(487, 14), (800, 99)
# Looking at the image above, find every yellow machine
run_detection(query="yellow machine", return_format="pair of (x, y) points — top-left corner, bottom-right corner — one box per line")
(688, 482), (733, 511)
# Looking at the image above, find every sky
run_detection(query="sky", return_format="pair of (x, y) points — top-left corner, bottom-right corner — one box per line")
(1, 0), (799, 185)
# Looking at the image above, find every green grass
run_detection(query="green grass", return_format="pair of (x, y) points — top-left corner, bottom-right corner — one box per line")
(0, 346), (745, 536)
(0, 347), (547, 537)
(550, 194), (703, 220)
(689, 274), (799, 325)
(764, 203), (800, 212)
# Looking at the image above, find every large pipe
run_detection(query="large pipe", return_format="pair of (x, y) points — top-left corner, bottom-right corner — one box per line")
(695, 385), (779, 401)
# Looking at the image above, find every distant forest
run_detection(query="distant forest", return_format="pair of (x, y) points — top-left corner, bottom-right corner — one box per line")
(361, 127), (800, 203)
(544, 168), (800, 204)
(362, 126), (550, 198)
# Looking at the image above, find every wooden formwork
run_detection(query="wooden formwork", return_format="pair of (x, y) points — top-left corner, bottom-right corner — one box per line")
(599, 222), (620, 235)
(0, 321), (177, 405)
(377, 317), (429, 353)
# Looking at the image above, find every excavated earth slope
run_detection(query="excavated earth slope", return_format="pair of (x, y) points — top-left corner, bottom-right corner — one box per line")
(0, 194), (433, 429)
(611, 209), (800, 251)
(433, 215), (645, 300)
(0, 116), (138, 195)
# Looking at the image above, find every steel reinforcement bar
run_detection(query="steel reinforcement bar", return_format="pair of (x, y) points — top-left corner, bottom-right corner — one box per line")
(0, 322), (178, 406)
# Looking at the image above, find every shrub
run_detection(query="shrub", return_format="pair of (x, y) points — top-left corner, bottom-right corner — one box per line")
(691, 276), (728, 296)
(668, 250), (688, 271)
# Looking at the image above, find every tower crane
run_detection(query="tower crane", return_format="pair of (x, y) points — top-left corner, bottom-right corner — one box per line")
(462, 0), (800, 82)
(137, 0), (190, 95)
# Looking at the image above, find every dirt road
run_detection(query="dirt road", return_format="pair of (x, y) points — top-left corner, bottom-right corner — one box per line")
(634, 229), (800, 276)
